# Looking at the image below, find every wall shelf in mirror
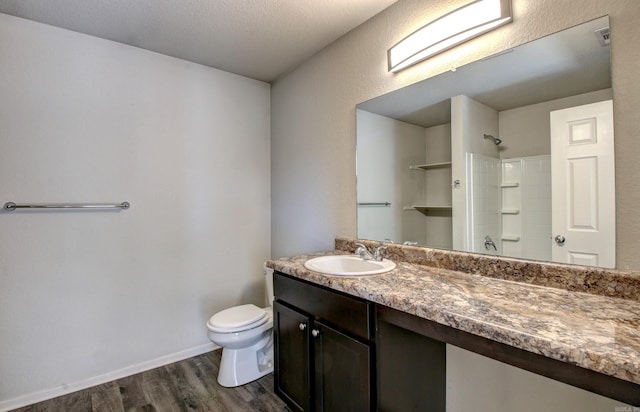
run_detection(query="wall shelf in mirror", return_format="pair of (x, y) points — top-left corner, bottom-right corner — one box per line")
(501, 182), (519, 188)
(403, 205), (453, 216)
(409, 162), (452, 170)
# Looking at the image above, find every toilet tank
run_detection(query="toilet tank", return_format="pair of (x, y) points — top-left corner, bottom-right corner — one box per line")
(264, 265), (274, 305)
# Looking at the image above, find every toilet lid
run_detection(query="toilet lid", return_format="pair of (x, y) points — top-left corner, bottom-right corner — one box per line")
(207, 304), (268, 332)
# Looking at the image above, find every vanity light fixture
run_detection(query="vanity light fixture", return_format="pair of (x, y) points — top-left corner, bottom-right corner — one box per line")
(388, 0), (512, 72)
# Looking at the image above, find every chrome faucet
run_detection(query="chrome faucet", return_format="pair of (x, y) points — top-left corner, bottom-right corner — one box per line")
(354, 243), (387, 261)
(354, 242), (373, 260)
(484, 235), (497, 251)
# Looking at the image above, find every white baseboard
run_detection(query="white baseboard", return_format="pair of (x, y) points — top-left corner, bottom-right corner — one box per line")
(0, 342), (219, 412)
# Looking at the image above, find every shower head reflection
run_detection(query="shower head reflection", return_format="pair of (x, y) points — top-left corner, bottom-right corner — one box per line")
(483, 134), (502, 145)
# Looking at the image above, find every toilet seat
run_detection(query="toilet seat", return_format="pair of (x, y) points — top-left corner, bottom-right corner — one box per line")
(207, 304), (268, 333)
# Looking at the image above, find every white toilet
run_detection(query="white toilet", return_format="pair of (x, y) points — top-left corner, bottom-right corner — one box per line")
(206, 267), (275, 387)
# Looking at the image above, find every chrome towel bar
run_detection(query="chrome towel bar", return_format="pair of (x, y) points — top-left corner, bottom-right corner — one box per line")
(357, 202), (391, 207)
(3, 202), (130, 212)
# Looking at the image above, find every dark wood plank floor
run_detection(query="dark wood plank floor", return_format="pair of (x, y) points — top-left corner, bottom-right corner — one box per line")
(11, 349), (288, 412)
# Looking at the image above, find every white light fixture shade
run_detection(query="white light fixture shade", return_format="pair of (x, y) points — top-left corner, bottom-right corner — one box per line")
(388, 0), (512, 72)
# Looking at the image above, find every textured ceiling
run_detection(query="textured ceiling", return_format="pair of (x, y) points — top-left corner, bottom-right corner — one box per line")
(0, 0), (397, 82)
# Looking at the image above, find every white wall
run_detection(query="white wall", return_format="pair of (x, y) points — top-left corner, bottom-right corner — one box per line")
(271, 0), (637, 409)
(451, 95), (499, 251)
(499, 88), (613, 158)
(521, 155), (552, 261)
(0, 13), (270, 409)
(447, 346), (621, 411)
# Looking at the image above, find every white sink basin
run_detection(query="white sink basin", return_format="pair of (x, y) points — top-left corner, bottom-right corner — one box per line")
(304, 255), (396, 276)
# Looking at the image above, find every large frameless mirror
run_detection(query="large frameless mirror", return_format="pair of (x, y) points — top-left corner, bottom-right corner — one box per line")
(356, 16), (615, 268)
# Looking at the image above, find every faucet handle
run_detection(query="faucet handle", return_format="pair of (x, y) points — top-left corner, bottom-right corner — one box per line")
(483, 235), (497, 251)
(354, 242), (373, 260)
(373, 245), (388, 261)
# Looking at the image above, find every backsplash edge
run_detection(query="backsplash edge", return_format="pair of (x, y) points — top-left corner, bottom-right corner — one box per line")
(335, 237), (640, 301)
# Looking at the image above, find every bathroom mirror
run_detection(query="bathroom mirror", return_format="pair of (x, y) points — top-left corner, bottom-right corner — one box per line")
(356, 16), (615, 268)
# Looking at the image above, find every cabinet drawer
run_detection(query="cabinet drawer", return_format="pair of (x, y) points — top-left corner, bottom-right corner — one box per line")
(274, 272), (372, 341)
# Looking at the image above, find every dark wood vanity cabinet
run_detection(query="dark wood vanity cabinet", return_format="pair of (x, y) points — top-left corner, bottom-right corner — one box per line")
(273, 272), (374, 412)
(274, 301), (312, 411)
(376, 313), (446, 411)
(272, 269), (640, 408)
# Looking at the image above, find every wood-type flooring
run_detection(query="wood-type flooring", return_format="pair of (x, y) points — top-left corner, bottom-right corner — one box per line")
(11, 350), (287, 412)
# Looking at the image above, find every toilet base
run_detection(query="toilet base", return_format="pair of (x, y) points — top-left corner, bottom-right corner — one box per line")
(217, 332), (273, 387)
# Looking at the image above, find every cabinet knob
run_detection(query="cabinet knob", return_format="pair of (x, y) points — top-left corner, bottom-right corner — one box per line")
(298, 323), (307, 331)
(311, 329), (320, 337)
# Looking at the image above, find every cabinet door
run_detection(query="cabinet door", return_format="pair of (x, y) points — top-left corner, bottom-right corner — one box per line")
(313, 321), (372, 412)
(274, 301), (312, 412)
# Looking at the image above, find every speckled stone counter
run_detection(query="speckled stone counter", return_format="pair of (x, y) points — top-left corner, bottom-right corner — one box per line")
(266, 238), (640, 388)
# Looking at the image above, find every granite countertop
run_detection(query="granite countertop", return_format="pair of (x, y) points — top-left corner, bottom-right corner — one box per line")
(266, 247), (640, 386)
